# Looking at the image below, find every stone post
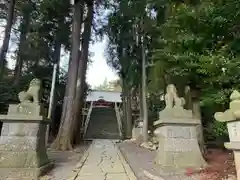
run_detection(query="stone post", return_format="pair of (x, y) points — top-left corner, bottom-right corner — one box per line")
(132, 119), (143, 140)
(0, 79), (52, 180)
(214, 90), (240, 180)
(154, 84), (206, 170)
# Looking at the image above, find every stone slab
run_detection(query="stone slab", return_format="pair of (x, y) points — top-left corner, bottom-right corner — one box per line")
(156, 126), (197, 139)
(0, 161), (53, 180)
(0, 151), (49, 168)
(154, 118), (200, 126)
(227, 121), (240, 142)
(1, 122), (47, 136)
(76, 175), (106, 180)
(75, 140), (137, 180)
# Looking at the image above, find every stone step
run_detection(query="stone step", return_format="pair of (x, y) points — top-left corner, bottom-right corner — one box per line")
(85, 108), (120, 139)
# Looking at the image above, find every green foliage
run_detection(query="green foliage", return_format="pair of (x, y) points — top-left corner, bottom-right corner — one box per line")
(204, 120), (229, 147)
(211, 121), (228, 137)
(0, 0), (71, 113)
(104, 0), (240, 144)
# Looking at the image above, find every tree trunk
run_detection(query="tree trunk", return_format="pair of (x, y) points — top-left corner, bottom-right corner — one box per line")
(14, 6), (31, 86)
(139, 84), (143, 121)
(125, 89), (133, 138)
(142, 38), (148, 143)
(0, 0), (16, 78)
(73, 1), (93, 144)
(49, 39), (61, 139)
(122, 81), (128, 138)
(51, 0), (83, 150)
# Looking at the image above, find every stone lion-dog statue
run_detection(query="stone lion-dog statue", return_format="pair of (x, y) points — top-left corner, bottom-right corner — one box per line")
(18, 78), (41, 104)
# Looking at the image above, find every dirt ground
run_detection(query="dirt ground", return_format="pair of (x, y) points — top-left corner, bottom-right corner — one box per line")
(119, 140), (236, 180)
(40, 141), (91, 180)
(191, 148), (236, 180)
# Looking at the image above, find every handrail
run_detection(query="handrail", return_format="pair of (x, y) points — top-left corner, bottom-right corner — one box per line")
(114, 102), (123, 138)
(83, 101), (94, 137)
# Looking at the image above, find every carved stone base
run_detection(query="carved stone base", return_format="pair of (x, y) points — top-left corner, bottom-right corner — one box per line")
(0, 116), (52, 179)
(0, 162), (53, 180)
(154, 119), (206, 169)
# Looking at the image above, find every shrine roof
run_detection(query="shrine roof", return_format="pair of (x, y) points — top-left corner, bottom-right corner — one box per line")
(86, 90), (122, 102)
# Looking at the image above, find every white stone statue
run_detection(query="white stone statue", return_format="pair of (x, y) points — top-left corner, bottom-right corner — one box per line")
(18, 78), (41, 104)
(215, 90), (240, 122)
(155, 84), (193, 122)
(164, 84), (186, 109)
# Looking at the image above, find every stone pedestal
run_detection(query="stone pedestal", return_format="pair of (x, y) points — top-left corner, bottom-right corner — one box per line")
(154, 118), (206, 169)
(0, 103), (52, 180)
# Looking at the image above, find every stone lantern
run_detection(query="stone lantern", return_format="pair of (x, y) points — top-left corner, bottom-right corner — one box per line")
(215, 90), (240, 180)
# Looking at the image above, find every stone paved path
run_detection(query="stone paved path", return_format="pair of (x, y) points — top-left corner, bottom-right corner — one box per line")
(74, 139), (137, 180)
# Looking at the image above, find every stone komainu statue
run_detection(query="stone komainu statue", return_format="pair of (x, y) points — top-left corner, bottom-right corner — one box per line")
(18, 78), (41, 104)
(164, 84), (185, 108)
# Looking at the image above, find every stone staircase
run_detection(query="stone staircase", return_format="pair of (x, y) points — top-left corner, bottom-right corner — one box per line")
(85, 107), (120, 139)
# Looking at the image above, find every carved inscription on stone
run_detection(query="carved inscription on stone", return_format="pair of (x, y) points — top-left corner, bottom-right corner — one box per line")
(227, 121), (240, 142)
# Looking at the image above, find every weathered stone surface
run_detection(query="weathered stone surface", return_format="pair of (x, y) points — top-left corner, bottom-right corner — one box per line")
(8, 103), (45, 117)
(1, 121), (46, 137)
(154, 84), (206, 170)
(157, 126), (197, 139)
(132, 127), (142, 140)
(18, 78), (41, 104)
(227, 121), (240, 142)
(155, 124), (206, 169)
(75, 140), (136, 180)
(0, 162), (53, 180)
(0, 79), (52, 180)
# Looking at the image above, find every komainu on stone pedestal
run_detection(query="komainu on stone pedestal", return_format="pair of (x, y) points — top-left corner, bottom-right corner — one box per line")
(154, 84), (206, 170)
(0, 78), (52, 180)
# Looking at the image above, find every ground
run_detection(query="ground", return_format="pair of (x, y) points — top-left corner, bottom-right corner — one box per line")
(192, 148), (236, 180)
(74, 139), (136, 180)
(40, 141), (90, 180)
(119, 140), (236, 180)
(41, 139), (137, 180)
(38, 139), (236, 180)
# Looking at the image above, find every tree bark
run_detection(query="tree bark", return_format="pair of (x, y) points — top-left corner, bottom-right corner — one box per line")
(139, 84), (143, 121)
(122, 81), (128, 138)
(0, 0), (16, 78)
(125, 89), (133, 138)
(49, 39), (61, 139)
(51, 0), (83, 150)
(73, 1), (93, 144)
(14, 5), (31, 86)
(142, 38), (148, 143)
(191, 88), (205, 154)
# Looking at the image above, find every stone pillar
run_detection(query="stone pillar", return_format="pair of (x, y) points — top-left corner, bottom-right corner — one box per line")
(214, 90), (240, 180)
(0, 79), (52, 180)
(132, 120), (143, 140)
(153, 84), (206, 170)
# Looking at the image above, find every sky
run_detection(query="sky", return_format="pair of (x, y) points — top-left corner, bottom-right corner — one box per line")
(0, 27), (118, 88)
(86, 38), (118, 87)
